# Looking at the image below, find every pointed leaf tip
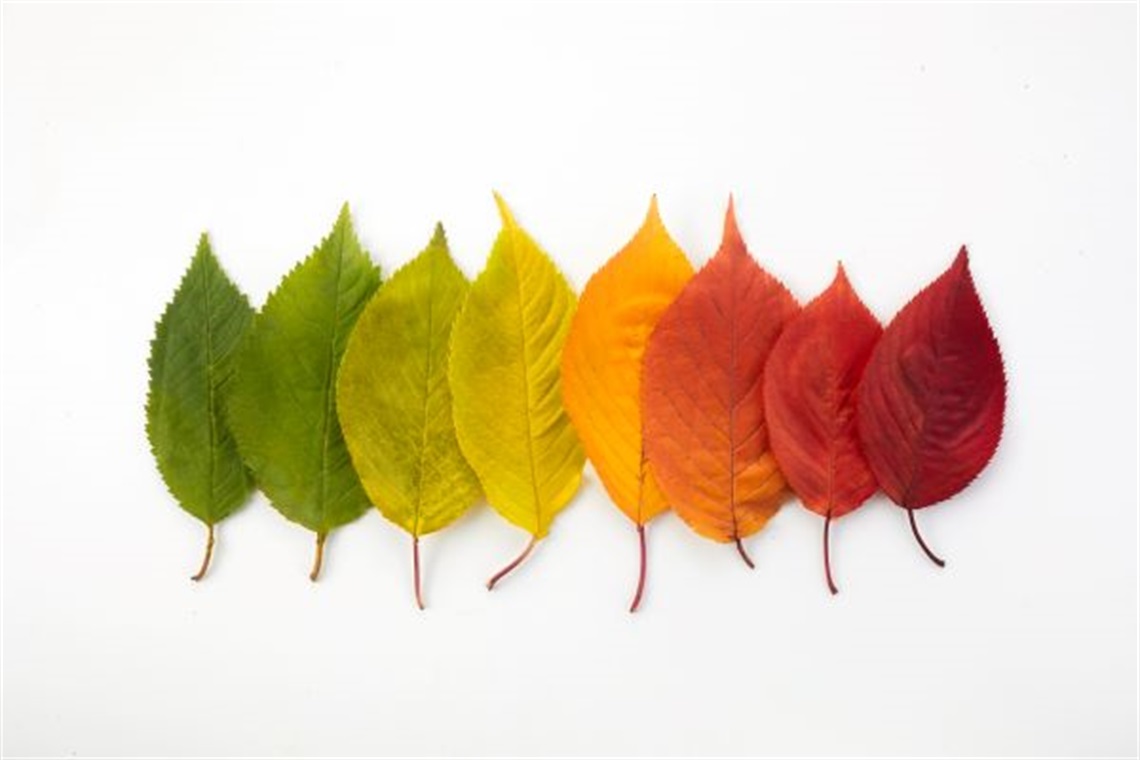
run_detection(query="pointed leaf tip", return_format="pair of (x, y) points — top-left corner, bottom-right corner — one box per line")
(943, 246), (973, 288)
(833, 262), (851, 289)
(640, 195), (678, 244)
(193, 233), (217, 266)
(492, 192), (517, 229)
(332, 203), (356, 239)
(647, 194), (661, 222)
(722, 196), (744, 249)
(431, 222), (448, 247)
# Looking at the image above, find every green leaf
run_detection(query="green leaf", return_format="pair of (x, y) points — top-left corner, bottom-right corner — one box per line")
(226, 204), (381, 579)
(146, 234), (255, 580)
(449, 194), (585, 587)
(337, 224), (481, 607)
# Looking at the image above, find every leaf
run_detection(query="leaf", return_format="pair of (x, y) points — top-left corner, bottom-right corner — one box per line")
(448, 194), (585, 588)
(226, 204), (381, 580)
(856, 247), (1006, 566)
(336, 224), (480, 608)
(642, 199), (800, 567)
(147, 234), (255, 580)
(763, 264), (882, 593)
(561, 196), (693, 611)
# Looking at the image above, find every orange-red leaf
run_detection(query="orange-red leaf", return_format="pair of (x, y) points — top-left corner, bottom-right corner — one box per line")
(857, 247), (1006, 563)
(763, 264), (882, 593)
(641, 200), (800, 563)
(764, 264), (882, 519)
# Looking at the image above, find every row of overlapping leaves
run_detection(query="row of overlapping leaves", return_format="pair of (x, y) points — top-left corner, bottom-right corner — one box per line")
(146, 196), (1006, 609)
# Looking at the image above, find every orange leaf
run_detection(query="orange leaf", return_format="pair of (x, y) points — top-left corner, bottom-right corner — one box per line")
(562, 197), (693, 610)
(763, 264), (882, 593)
(642, 199), (800, 567)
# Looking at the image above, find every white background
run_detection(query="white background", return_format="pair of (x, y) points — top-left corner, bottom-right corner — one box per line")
(2, 2), (1137, 758)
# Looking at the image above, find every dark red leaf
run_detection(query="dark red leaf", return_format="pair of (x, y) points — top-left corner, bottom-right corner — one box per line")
(856, 247), (1006, 563)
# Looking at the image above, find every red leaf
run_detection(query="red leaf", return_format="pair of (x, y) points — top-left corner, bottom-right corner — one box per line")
(641, 199), (800, 566)
(857, 247), (1006, 564)
(763, 264), (882, 592)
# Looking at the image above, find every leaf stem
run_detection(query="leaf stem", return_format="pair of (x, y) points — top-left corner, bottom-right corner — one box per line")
(734, 536), (755, 569)
(486, 535), (538, 590)
(907, 508), (946, 568)
(629, 523), (648, 613)
(824, 509), (839, 595)
(190, 523), (215, 582)
(310, 531), (328, 582)
(413, 535), (425, 610)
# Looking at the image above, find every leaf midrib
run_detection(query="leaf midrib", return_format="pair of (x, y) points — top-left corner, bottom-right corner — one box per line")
(901, 267), (967, 507)
(824, 299), (839, 514)
(412, 252), (437, 537)
(201, 255), (218, 523)
(727, 250), (740, 542)
(507, 231), (544, 534)
(316, 234), (347, 534)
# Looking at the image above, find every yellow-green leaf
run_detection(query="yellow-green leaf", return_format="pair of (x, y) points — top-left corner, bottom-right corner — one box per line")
(337, 224), (480, 608)
(226, 204), (381, 580)
(448, 194), (584, 586)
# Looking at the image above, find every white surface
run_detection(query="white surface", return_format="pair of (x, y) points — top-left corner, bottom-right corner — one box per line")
(2, 3), (1137, 758)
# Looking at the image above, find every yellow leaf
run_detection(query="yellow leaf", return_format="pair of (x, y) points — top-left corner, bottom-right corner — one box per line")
(448, 194), (584, 585)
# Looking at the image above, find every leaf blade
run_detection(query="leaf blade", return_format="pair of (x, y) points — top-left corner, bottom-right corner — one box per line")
(146, 234), (254, 526)
(337, 224), (481, 537)
(856, 247), (1006, 509)
(561, 197), (694, 525)
(764, 264), (882, 518)
(227, 205), (381, 537)
(449, 195), (584, 538)
(642, 201), (800, 545)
